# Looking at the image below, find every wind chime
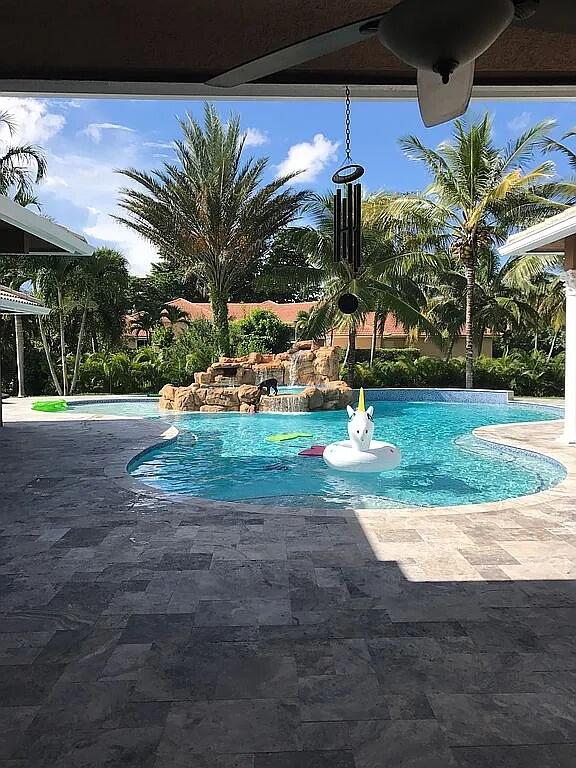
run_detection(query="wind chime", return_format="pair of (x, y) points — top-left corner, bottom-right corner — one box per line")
(332, 85), (364, 315)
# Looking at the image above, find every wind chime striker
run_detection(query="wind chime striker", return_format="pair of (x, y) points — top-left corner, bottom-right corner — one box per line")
(332, 85), (364, 315)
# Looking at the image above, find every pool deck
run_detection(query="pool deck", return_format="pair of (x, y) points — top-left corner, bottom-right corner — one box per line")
(1, 395), (576, 767)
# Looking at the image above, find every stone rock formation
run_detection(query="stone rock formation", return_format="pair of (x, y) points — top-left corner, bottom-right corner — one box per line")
(192, 341), (340, 388)
(158, 341), (353, 413)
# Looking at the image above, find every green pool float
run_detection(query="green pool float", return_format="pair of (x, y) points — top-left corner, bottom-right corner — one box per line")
(266, 432), (313, 443)
(32, 399), (68, 413)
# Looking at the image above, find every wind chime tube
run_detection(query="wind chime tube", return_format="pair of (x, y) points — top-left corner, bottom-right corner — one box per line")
(346, 183), (354, 269)
(333, 188), (342, 263)
(353, 183), (362, 274)
(341, 194), (348, 264)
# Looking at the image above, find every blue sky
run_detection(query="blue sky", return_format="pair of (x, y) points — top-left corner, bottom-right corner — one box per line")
(1, 96), (575, 275)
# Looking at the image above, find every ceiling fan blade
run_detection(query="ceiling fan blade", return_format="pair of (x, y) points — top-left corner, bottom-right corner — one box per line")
(206, 15), (382, 87)
(514, 0), (576, 35)
(417, 61), (475, 127)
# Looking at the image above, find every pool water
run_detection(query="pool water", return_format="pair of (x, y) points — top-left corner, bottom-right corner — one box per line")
(70, 399), (565, 508)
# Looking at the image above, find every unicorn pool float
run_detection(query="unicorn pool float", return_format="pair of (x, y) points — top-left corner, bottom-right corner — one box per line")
(322, 388), (401, 473)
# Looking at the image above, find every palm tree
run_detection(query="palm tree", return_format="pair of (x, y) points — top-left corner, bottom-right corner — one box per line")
(160, 304), (190, 334)
(0, 112), (47, 396)
(281, 192), (435, 383)
(116, 103), (309, 356)
(0, 111), (47, 203)
(129, 311), (155, 346)
(33, 257), (77, 395)
(389, 115), (576, 387)
(424, 249), (540, 359)
(69, 248), (130, 394)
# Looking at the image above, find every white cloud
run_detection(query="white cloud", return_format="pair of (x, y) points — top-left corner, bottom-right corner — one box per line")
(80, 122), (136, 143)
(276, 133), (339, 183)
(42, 149), (159, 276)
(143, 140), (173, 150)
(84, 211), (158, 277)
(243, 127), (268, 147)
(0, 97), (66, 145)
(507, 112), (531, 133)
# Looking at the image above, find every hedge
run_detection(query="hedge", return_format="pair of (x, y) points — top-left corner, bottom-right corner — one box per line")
(351, 351), (564, 397)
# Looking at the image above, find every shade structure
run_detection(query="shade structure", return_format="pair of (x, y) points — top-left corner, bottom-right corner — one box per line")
(0, 284), (50, 316)
(0, 0), (574, 98)
(500, 205), (576, 443)
(0, 195), (93, 425)
(0, 285), (50, 427)
(0, 195), (94, 258)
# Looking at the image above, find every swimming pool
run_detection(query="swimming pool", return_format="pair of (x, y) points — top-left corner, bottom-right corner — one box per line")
(70, 398), (565, 508)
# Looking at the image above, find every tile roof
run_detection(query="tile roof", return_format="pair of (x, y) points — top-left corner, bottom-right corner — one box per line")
(167, 299), (318, 325)
(127, 300), (486, 339)
(0, 284), (49, 315)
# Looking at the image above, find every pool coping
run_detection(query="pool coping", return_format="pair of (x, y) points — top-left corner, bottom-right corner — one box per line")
(63, 393), (574, 520)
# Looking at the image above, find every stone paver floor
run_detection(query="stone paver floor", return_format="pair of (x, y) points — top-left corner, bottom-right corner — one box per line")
(1, 400), (576, 767)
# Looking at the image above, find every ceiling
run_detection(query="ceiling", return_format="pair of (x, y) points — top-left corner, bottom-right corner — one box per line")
(1, 0), (575, 98)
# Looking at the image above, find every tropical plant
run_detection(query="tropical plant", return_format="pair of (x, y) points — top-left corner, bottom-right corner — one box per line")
(423, 249), (541, 360)
(0, 112), (47, 395)
(117, 103), (309, 356)
(33, 257), (77, 395)
(69, 248), (129, 393)
(389, 115), (576, 387)
(230, 308), (292, 355)
(282, 192), (436, 383)
(0, 110), (47, 204)
(129, 311), (155, 346)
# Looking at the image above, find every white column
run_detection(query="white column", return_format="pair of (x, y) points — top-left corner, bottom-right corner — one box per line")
(562, 269), (576, 443)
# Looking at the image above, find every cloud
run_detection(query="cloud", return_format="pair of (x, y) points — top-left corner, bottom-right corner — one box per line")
(276, 133), (339, 183)
(243, 127), (268, 147)
(143, 140), (173, 149)
(507, 112), (532, 133)
(0, 97), (66, 145)
(42, 149), (159, 276)
(80, 122), (136, 143)
(84, 210), (158, 277)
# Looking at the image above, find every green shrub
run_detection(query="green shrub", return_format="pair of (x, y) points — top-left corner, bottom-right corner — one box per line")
(352, 351), (564, 396)
(230, 309), (292, 355)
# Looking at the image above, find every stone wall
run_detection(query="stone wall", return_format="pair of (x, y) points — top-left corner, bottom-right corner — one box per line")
(159, 379), (353, 413)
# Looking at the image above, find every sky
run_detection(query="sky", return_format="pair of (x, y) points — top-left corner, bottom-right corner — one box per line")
(1, 95), (575, 276)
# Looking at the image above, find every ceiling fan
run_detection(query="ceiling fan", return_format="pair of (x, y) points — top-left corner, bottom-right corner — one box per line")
(206, 0), (573, 128)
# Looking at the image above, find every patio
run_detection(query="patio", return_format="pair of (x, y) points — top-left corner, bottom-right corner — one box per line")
(1, 401), (576, 767)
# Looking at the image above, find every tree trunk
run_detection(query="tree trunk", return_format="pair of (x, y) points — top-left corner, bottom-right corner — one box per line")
(464, 257), (475, 389)
(210, 286), (230, 357)
(370, 312), (378, 366)
(70, 301), (88, 394)
(14, 315), (25, 397)
(57, 286), (68, 396)
(547, 330), (558, 363)
(346, 325), (356, 386)
(534, 331), (539, 352)
(444, 335), (456, 362)
(38, 317), (63, 395)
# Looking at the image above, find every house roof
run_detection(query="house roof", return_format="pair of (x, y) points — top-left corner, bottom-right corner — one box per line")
(165, 299), (482, 337)
(500, 205), (576, 258)
(0, 195), (94, 258)
(0, 1), (574, 99)
(167, 299), (318, 325)
(0, 284), (50, 316)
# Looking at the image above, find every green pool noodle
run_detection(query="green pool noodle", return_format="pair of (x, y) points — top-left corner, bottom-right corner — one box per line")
(31, 399), (68, 412)
(266, 432), (313, 443)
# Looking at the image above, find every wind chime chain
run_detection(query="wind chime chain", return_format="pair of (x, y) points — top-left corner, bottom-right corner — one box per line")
(344, 85), (351, 161)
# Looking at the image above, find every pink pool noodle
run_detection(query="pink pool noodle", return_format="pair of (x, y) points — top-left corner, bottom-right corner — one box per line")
(298, 445), (326, 457)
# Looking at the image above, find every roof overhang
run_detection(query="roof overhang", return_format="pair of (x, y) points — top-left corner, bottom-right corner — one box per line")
(0, 0), (575, 98)
(499, 206), (576, 258)
(0, 195), (94, 257)
(0, 284), (50, 316)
